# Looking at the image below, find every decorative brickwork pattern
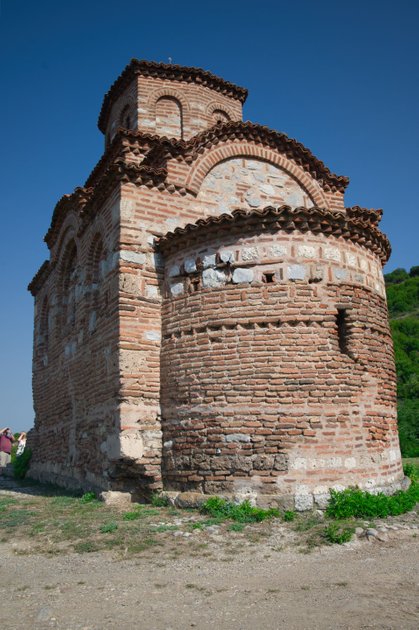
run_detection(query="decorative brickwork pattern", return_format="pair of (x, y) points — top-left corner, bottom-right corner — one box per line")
(28, 61), (403, 507)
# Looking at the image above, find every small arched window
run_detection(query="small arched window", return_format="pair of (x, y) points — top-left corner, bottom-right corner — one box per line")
(156, 96), (183, 139)
(61, 240), (78, 328)
(120, 105), (132, 130)
(90, 236), (106, 286)
(212, 109), (230, 125)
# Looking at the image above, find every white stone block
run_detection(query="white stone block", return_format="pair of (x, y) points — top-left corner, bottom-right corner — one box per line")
(225, 433), (251, 443)
(184, 257), (197, 273)
(170, 282), (184, 297)
(144, 330), (161, 341)
(297, 245), (316, 259)
(287, 264), (306, 280)
(270, 244), (287, 258)
(202, 253), (217, 269)
(168, 264), (180, 278)
(324, 247), (341, 262)
(202, 268), (226, 288)
(241, 247), (258, 261)
(146, 285), (159, 299)
(119, 250), (146, 265)
(219, 250), (234, 264)
(232, 268), (254, 284)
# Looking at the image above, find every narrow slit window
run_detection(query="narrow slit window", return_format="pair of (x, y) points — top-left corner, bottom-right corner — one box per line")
(336, 308), (349, 355)
(263, 272), (275, 284)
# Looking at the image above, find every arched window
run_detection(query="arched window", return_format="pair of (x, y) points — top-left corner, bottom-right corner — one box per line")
(212, 109), (230, 125)
(39, 296), (50, 349)
(155, 96), (183, 139)
(120, 105), (132, 130)
(61, 240), (78, 328)
(90, 235), (106, 285)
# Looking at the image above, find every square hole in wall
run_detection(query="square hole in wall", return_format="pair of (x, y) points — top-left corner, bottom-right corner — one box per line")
(262, 272), (276, 284)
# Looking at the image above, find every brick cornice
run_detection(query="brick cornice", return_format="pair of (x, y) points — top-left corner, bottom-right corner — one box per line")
(182, 122), (349, 193)
(45, 123), (349, 251)
(44, 187), (93, 249)
(156, 205), (390, 264)
(28, 260), (55, 296)
(98, 59), (248, 133)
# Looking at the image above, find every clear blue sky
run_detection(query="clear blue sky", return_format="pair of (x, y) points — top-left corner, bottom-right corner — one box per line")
(1, 0), (418, 431)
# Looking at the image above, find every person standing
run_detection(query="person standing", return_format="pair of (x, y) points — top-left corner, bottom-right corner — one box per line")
(16, 432), (27, 456)
(0, 428), (15, 474)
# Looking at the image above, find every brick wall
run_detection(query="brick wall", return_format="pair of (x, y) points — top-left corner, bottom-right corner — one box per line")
(158, 224), (402, 507)
(28, 61), (402, 506)
(30, 189), (122, 491)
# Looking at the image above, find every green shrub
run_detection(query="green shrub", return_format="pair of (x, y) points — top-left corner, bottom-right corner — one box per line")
(283, 510), (296, 522)
(79, 492), (97, 503)
(326, 482), (419, 520)
(324, 523), (354, 544)
(200, 497), (279, 523)
(398, 400), (419, 457)
(403, 462), (419, 481)
(150, 493), (169, 507)
(12, 448), (32, 479)
(123, 510), (142, 521)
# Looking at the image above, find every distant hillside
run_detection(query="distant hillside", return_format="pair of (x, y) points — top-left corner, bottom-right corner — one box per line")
(384, 267), (419, 457)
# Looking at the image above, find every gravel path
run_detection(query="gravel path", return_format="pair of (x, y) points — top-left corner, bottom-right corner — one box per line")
(0, 530), (418, 629)
(0, 478), (418, 629)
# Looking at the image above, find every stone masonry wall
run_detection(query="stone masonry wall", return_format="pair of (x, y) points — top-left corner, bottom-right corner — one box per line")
(30, 190), (122, 491)
(105, 75), (243, 144)
(159, 229), (402, 508)
(30, 61), (401, 505)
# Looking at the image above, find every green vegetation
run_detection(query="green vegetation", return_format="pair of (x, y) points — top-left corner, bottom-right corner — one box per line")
(326, 481), (419, 520)
(200, 497), (280, 523)
(79, 491), (97, 503)
(323, 523), (354, 544)
(283, 510), (296, 522)
(12, 448), (32, 480)
(384, 266), (419, 457)
(151, 493), (170, 507)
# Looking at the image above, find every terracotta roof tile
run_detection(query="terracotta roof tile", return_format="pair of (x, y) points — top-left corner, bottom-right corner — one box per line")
(156, 205), (390, 264)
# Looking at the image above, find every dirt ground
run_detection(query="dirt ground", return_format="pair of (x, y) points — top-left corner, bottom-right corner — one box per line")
(0, 479), (418, 630)
(1, 529), (418, 629)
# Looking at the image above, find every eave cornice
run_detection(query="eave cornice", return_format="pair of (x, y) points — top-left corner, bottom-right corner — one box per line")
(156, 205), (390, 264)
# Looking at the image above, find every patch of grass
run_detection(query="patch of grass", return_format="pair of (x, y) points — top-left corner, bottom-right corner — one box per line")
(99, 522), (118, 534)
(200, 497), (280, 523)
(228, 522), (245, 532)
(151, 494), (169, 507)
(79, 492), (97, 504)
(190, 522), (204, 530)
(283, 510), (296, 522)
(326, 481), (419, 520)
(0, 509), (37, 528)
(151, 524), (178, 533)
(0, 497), (18, 511)
(74, 541), (99, 553)
(122, 510), (142, 521)
(323, 523), (354, 544)
(293, 514), (323, 532)
(49, 496), (79, 507)
(126, 537), (159, 554)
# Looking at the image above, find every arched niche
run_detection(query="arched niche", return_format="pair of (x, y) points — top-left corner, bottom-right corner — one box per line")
(155, 96), (183, 139)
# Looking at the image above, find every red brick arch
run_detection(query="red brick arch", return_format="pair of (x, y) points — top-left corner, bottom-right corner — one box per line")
(206, 101), (237, 121)
(52, 216), (80, 265)
(185, 142), (328, 207)
(147, 87), (190, 115)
